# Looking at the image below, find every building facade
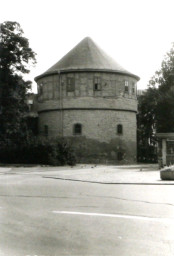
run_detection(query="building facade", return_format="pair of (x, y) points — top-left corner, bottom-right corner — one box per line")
(156, 133), (174, 167)
(35, 37), (140, 163)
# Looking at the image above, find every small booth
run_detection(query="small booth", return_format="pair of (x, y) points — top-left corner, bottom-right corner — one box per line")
(156, 133), (174, 168)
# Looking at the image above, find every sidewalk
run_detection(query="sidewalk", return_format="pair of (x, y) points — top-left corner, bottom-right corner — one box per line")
(1, 164), (174, 185)
(41, 164), (174, 185)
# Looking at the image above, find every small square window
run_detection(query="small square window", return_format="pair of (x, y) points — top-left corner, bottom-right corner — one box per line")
(67, 77), (75, 92)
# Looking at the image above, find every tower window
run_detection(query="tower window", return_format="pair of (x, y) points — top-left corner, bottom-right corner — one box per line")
(132, 82), (136, 94)
(38, 83), (43, 95)
(124, 81), (129, 93)
(117, 124), (123, 135)
(93, 77), (101, 91)
(44, 125), (48, 137)
(67, 77), (75, 92)
(73, 123), (82, 135)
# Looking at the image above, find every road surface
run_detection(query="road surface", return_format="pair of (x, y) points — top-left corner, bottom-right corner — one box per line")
(0, 167), (174, 256)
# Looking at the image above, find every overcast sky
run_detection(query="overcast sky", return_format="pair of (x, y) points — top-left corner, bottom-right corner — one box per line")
(1, 0), (174, 92)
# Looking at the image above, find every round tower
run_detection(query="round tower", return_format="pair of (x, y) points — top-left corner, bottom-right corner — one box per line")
(35, 37), (140, 164)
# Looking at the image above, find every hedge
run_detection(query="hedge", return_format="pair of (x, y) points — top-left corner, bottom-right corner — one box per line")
(0, 137), (76, 166)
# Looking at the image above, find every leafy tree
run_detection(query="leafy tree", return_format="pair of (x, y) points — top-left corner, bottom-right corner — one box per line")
(148, 43), (174, 91)
(0, 21), (36, 143)
(137, 88), (158, 144)
(137, 88), (159, 162)
(137, 43), (174, 162)
(147, 43), (174, 133)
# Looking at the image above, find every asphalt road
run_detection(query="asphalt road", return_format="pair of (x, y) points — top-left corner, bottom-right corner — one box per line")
(0, 168), (174, 256)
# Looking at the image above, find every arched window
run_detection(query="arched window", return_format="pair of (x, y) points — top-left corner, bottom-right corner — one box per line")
(73, 123), (82, 135)
(117, 124), (123, 135)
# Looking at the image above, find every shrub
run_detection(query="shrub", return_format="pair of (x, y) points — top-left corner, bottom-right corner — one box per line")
(0, 137), (76, 166)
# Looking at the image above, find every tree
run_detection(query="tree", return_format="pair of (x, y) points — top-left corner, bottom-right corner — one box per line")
(137, 43), (174, 162)
(147, 43), (174, 133)
(0, 21), (36, 143)
(148, 43), (174, 91)
(137, 88), (159, 162)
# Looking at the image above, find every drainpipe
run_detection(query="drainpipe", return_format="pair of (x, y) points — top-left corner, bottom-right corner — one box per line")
(58, 70), (63, 137)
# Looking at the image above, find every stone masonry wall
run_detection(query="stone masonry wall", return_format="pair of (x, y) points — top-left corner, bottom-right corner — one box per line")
(38, 111), (62, 136)
(38, 109), (137, 163)
(36, 71), (138, 163)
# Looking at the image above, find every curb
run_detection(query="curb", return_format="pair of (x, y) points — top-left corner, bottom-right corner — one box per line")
(43, 176), (174, 185)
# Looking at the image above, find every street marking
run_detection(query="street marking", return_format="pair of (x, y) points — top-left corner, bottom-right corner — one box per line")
(52, 211), (171, 222)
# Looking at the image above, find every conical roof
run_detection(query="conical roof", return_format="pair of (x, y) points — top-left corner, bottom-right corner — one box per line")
(35, 37), (139, 80)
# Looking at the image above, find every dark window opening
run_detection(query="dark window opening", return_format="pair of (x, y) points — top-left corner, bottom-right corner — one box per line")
(117, 152), (123, 161)
(67, 77), (75, 92)
(44, 125), (48, 137)
(73, 123), (82, 135)
(94, 83), (99, 90)
(124, 81), (129, 93)
(94, 77), (101, 91)
(117, 124), (123, 135)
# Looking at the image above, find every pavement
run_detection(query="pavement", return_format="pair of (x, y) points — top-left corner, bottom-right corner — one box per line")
(1, 163), (174, 185)
(1, 165), (174, 256)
